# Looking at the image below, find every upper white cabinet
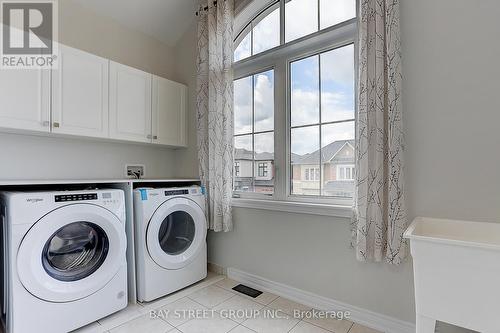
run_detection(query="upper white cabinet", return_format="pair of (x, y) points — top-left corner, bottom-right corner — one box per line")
(152, 76), (188, 147)
(0, 45), (188, 147)
(52, 45), (109, 138)
(0, 68), (50, 133)
(109, 62), (152, 143)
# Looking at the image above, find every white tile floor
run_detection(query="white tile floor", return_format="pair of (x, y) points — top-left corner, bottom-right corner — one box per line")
(73, 273), (383, 333)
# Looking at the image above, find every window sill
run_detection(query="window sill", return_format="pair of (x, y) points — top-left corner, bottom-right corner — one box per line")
(231, 198), (352, 218)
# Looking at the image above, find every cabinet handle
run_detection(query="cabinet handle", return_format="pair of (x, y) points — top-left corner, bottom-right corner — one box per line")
(147, 134), (152, 139)
(153, 135), (158, 140)
(53, 122), (60, 128)
(42, 121), (50, 127)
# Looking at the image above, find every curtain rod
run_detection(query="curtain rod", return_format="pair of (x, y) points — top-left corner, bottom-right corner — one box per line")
(195, 0), (226, 16)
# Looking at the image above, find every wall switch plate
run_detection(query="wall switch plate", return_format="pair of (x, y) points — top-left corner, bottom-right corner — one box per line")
(126, 164), (145, 179)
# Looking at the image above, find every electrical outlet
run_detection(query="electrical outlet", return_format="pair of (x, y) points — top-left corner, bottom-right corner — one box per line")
(126, 164), (145, 179)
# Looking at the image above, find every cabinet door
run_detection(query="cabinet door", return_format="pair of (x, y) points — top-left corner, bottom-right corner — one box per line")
(52, 45), (109, 138)
(109, 62), (152, 143)
(0, 69), (50, 133)
(152, 76), (187, 147)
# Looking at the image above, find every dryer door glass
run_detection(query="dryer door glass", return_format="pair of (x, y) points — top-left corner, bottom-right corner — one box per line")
(42, 222), (109, 282)
(158, 211), (195, 255)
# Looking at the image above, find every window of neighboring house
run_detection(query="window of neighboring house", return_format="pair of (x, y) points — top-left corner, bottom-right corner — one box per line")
(258, 163), (268, 177)
(235, 162), (240, 177)
(234, 69), (275, 193)
(234, 0), (356, 205)
(337, 165), (355, 180)
(304, 168), (320, 181)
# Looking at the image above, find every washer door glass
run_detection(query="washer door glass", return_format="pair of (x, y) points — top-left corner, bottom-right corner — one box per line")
(158, 211), (195, 255)
(42, 221), (109, 282)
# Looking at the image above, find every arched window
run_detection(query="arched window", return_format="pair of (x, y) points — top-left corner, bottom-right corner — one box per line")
(233, 0), (357, 207)
(234, 2), (280, 61)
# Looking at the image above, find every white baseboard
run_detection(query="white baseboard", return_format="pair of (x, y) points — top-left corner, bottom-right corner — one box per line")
(227, 267), (415, 333)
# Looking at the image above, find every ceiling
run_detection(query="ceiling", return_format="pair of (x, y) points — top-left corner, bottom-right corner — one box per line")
(72, 0), (198, 46)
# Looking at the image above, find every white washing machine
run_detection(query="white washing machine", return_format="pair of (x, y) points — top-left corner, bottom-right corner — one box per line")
(0, 189), (128, 333)
(133, 186), (207, 302)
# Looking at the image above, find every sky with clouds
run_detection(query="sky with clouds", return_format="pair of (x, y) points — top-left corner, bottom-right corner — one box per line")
(235, 0), (355, 62)
(286, 0), (355, 41)
(253, 8), (280, 54)
(234, 0), (355, 158)
(234, 71), (275, 157)
(234, 70), (274, 136)
(291, 44), (354, 155)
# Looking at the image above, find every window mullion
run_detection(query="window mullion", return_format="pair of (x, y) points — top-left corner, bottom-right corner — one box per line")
(317, 0), (321, 31)
(250, 21), (254, 56)
(273, 58), (287, 201)
(251, 74), (255, 192)
(280, 0), (285, 45)
(318, 53), (323, 196)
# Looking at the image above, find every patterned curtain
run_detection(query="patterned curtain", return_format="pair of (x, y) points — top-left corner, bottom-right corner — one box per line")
(352, 0), (407, 264)
(196, 0), (234, 232)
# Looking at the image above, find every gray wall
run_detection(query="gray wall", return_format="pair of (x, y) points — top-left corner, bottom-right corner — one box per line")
(59, 0), (179, 81)
(0, 0), (180, 181)
(0, 133), (177, 180)
(402, 0), (500, 223)
(175, 0), (500, 331)
(174, 23), (199, 179)
(403, 2), (500, 330)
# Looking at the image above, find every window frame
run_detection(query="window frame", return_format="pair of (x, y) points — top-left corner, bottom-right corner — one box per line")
(233, 0), (358, 208)
(234, 1), (281, 61)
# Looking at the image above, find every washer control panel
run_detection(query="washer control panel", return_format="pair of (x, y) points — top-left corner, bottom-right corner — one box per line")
(55, 193), (98, 202)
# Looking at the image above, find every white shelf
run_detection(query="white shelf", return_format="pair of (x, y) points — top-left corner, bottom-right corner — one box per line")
(0, 178), (200, 187)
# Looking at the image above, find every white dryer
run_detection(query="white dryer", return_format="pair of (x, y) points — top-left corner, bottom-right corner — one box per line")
(133, 186), (207, 302)
(0, 189), (128, 333)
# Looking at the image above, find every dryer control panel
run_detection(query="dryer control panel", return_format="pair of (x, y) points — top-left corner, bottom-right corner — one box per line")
(164, 186), (202, 197)
(164, 189), (189, 196)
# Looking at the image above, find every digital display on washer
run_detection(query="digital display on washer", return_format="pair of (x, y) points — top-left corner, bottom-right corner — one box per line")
(55, 193), (98, 202)
(165, 189), (189, 196)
